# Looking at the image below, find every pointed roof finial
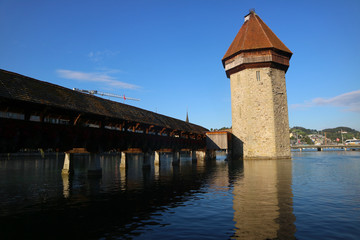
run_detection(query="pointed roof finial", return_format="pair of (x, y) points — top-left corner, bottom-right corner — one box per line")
(244, 9), (256, 22)
(186, 108), (189, 123)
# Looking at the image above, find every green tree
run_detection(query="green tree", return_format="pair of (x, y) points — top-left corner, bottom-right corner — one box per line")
(303, 136), (314, 145)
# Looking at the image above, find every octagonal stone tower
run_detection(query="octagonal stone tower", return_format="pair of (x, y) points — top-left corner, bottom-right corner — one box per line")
(222, 10), (292, 159)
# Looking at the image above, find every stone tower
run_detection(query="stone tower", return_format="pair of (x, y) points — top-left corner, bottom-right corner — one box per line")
(222, 10), (292, 159)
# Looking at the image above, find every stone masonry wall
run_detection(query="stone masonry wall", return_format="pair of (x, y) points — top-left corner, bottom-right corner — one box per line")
(271, 69), (291, 158)
(230, 67), (291, 159)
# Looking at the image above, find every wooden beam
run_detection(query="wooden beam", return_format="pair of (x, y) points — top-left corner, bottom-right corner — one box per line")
(159, 128), (167, 135)
(66, 148), (89, 154)
(170, 129), (178, 136)
(73, 113), (82, 125)
(145, 125), (155, 134)
(158, 148), (173, 153)
(125, 148), (143, 153)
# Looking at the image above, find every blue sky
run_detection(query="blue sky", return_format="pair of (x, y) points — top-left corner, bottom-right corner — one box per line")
(1, 0), (359, 131)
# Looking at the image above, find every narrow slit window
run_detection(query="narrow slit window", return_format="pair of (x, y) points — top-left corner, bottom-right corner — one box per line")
(256, 71), (260, 81)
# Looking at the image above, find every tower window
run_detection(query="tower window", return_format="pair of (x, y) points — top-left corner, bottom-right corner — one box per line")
(256, 71), (260, 81)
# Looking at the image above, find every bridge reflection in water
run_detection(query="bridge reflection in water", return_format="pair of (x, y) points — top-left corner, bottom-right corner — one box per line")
(0, 153), (296, 239)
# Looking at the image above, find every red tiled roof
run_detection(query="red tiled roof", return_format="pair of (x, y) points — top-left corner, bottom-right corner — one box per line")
(222, 12), (292, 62)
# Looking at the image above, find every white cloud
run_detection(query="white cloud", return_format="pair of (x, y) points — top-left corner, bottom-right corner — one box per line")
(290, 90), (360, 112)
(56, 69), (140, 90)
(87, 50), (120, 63)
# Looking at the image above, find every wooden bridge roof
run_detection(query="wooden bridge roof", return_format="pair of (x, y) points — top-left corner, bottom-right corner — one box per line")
(0, 69), (208, 134)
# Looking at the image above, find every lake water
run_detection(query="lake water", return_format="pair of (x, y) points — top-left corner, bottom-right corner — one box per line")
(0, 151), (359, 239)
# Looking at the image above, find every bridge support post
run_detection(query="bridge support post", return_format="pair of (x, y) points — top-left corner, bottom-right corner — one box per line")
(206, 150), (216, 160)
(172, 151), (180, 166)
(191, 150), (197, 162)
(88, 153), (102, 176)
(143, 151), (152, 169)
(62, 152), (74, 175)
(154, 151), (160, 179)
(120, 152), (126, 168)
(196, 151), (205, 160)
(154, 151), (160, 166)
(226, 149), (231, 160)
(196, 151), (205, 167)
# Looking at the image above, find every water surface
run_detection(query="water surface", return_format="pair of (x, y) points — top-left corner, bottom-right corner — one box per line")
(0, 151), (359, 239)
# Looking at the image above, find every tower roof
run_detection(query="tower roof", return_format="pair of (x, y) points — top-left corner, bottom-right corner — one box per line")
(222, 11), (292, 63)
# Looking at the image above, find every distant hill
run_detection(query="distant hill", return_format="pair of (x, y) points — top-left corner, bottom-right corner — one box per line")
(322, 127), (358, 134)
(290, 126), (360, 142)
(321, 127), (360, 141)
(290, 126), (318, 136)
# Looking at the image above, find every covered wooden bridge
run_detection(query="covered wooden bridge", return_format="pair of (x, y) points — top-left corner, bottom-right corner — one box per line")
(0, 69), (209, 174)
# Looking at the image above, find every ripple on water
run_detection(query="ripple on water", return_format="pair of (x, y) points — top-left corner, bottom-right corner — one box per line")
(1, 152), (360, 239)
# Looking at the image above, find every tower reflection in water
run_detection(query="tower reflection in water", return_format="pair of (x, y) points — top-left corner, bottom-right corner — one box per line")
(231, 159), (296, 239)
(58, 153), (296, 239)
